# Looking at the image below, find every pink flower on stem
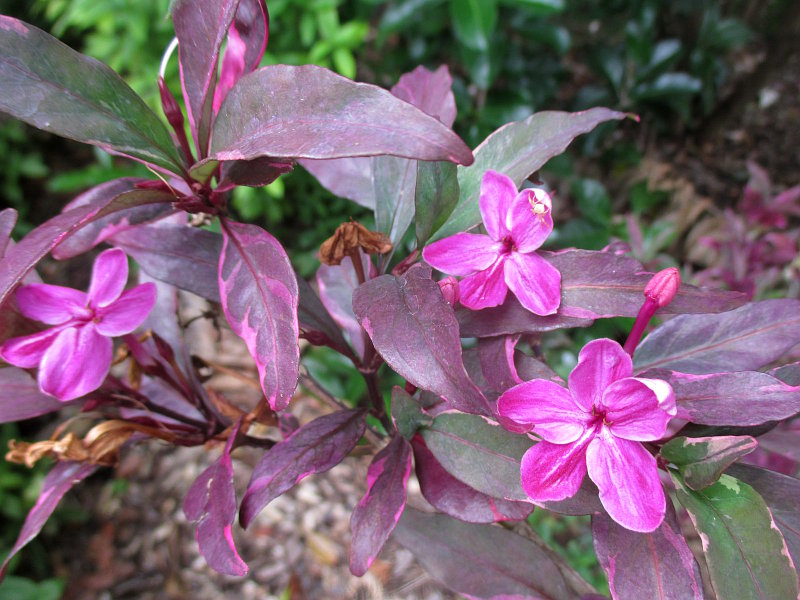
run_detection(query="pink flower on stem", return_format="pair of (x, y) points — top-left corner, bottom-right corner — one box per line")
(498, 338), (676, 532)
(422, 170), (561, 315)
(0, 249), (156, 401)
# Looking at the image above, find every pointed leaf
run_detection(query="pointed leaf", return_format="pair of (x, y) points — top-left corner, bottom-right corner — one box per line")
(634, 299), (800, 374)
(431, 108), (627, 242)
(391, 65), (457, 128)
(660, 435), (757, 490)
(352, 264), (491, 416)
(415, 160), (460, 247)
(209, 65), (473, 165)
(770, 362), (800, 386)
(1, 461), (97, 578)
(183, 421), (248, 576)
(0, 190), (175, 309)
(219, 220), (298, 411)
(0, 16), (183, 172)
(240, 409), (366, 527)
(390, 387), (432, 440)
(172, 0), (239, 157)
(373, 155), (417, 251)
(729, 463), (800, 569)
(592, 503), (704, 600)
(393, 508), (575, 600)
(350, 435), (412, 576)
(412, 435), (532, 523)
(112, 223), (223, 302)
(0, 208), (16, 258)
(0, 367), (77, 423)
(672, 472), (799, 600)
(642, 369), (800, 426)
(296, 275), (352, 357)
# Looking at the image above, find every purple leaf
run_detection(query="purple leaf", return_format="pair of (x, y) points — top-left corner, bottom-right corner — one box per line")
(634, 299), (800, 374)
(729, 463), (800, 568)
(393, 508), (575, 600)
(412, 435), (532, 524)
(458, 299), (593, 337)
(240, 409), (366, 528)
(219, 220), (298, 410)
(209, 65), (473, 165)
(390, 386), (433, 440)
(0, 208), (16, 258)
(183, 421), (248, 576)
(52, 178), (175, 259)
(172, 0), (239, 157)
(296, 275), (353, 357)
(431, 108), (628, 242)
(0, 189), (175, 309)
(0, 367), (77, 423)
(349, 434), (412, 576)
(769, 361), (800, 386)
(352, 264), (491, 416)
(317, 252), (374, 359)
(391, 65), (457, 128)
(660, 435), (758, 490)
(0, 461), (97, 579)
(642, 369), (800, 426)
(477, 335), (523, 394)
(111, 222), (223, 302)
(672, 472), (799, 600)
(299, 157), (375, 208)
(592, 503), (704, 600)
(219, 157), (293, 188)
(0, 16), (183, 173)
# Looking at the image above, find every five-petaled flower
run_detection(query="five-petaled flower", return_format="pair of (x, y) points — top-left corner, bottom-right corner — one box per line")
(0, 248), (156, 401)
(422, 170), (561, 315)
(498, 338), (675, 532)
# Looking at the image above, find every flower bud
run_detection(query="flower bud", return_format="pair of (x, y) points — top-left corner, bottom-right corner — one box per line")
(644, 267), (681, 309)
(438, 276), (460, 308)
(158, 76), (184, 133)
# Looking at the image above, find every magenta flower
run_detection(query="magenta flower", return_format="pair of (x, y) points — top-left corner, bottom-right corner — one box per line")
(498, 338), (676, 532)
(0, 249), (156, 401)
(422, 170), (561, 315)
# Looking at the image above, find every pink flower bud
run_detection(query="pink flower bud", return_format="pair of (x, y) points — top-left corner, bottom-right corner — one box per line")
(438, 276), (460, 308)
(158, 76), (184, 132)
(644, 267), (681, 309)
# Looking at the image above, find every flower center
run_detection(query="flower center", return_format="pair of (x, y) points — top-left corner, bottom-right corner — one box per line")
(590, 405), (612, 428)
(499, 236), (515, 255)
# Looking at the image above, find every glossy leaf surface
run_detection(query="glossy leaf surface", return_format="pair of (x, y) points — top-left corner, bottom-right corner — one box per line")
(660, 435), (757, 490)
(415, 160), (459, 248)
(390, 387), (432, 440)
(350, 435), (412, 576)
(219, 220), (298, 411)
(0, 16), (183, 172)
(0, 367), (76, 423)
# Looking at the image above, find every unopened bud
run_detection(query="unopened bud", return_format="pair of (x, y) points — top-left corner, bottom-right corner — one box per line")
(644, 268), (681, 309)
(158, 76), (184, 132)
(438, 276), (460, 308)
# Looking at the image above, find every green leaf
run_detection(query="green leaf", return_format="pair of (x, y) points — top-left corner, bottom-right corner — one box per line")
(672, 473), (799, 600)
(631, 72), (702, 101)
(498, 0), (564, 14)
(415, 160), (459, 247)
(390, 387), (432, 440)
(449, 0), (497, 52)
(660, 436), (757, 490)
(571, 178), (611, 226)
(429, 108), (627, 243)
(0, 16), (183, 174)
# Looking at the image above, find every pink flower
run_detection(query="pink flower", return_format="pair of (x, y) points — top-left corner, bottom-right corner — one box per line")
(0, 249), (156, 401)
(498, 338), (675, 532)
(422, 170), (561, 315)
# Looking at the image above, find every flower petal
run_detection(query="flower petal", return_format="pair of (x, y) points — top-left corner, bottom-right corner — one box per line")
(568, 339), (632, 412)
(498, 379), (588, 443)
(95, 283), (157, 337)
(0, 327), (65, 368)
(422, 233), (500, 276)
(38, 326), (112, 400)
(458, 258), (508, 310)
(504, 251), (561, 316)
(15, 284), (89, 324)
(602, 377), (675, 441)
(520, 432), (593, 502)
(479, 170), (516, 241)
(586, 430), (666, 532)
(88, 248), (129, 308)
(508, 188), (553, 252)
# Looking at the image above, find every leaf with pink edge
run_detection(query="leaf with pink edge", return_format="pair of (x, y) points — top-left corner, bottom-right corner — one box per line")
(660, 435), (757, 490)
(350, 434), (412, 576)
(769, 361), (800, 386)
(296, 275), (352, 357)
(634, 299), (800, 374)
(390, 387), (432, 440)
(240, 409), (366, 528)
(0, 367), (78, 423)
(209, 65), (473, 165)
(592, 503), (704, 600)
(672, 472), (799, 600)
(0, 208), (16, 257)
(183, 421), (248, 576)
(412, 435), (532, 524)
(0, 16), (183, 172)
(352, 264), (491, 416)
(218, 219), (298, 410)
(393, 508), (578, 600)
(1, 461), (97, 579)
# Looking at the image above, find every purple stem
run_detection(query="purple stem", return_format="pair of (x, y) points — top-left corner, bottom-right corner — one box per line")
(623, 298), (657, 357)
